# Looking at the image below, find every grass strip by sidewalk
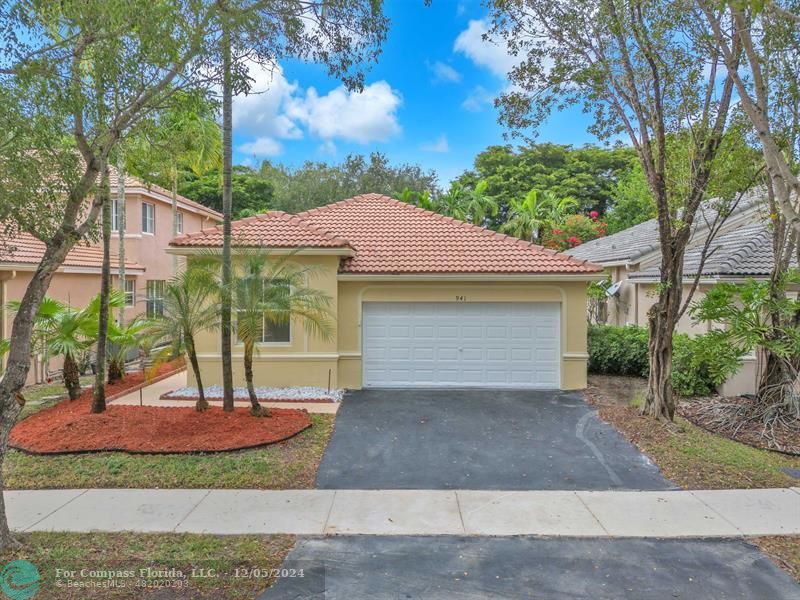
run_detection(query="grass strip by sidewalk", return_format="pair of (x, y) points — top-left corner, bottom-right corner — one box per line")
(4, 413), (334, 490)
(1, 532), (295, 599)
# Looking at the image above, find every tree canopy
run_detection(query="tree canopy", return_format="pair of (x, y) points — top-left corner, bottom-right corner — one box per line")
(455, 143), (637, 222)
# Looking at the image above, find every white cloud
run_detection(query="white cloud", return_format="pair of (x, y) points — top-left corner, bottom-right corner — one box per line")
(462, 85), (495, 112)
(288, 81), (402, 144)
(318, 140), (337, 156)
(238, 137), (283, 157)
(233, 61), (402, 153)
(428, 60), (462, 84)
(420, 134), (449, 153)
(454, 19), (517, 79)
(233, 63), (303, 141)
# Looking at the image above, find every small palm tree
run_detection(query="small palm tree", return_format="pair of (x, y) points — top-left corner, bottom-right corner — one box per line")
(438, 184), (469, 221)
(46, 303), (99, 400)
(501, 190), (552, 242)
(463, 180), (498, 226)
(107, 316), (152, 383)
(544, 194), (579, 229)
(148, 263), (220, 412)
(234, 250), (333, 417)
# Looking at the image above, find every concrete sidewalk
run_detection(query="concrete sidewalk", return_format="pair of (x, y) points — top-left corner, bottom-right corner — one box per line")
(7, 487), (799, 538)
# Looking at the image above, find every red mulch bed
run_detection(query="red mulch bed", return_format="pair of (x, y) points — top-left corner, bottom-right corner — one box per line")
(10, 361), (312, 455)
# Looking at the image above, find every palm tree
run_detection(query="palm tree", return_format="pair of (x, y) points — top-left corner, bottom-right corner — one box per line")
(46, 303), (100, 400)
(107, 316), (151, 384)
(234, 250), (333, 417)
(6, 296), (62, 383)
(501, 190), (552, 242)
(463, 180), (498, 226)
(438, 184), (469, 221)
(148, 263), (220, 412)
(544, 194), (579, 229)
(220, 19), (235, 413)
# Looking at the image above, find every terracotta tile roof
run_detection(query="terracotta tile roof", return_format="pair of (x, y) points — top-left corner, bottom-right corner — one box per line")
(107, 168), (222, 221)
(171, 193), (600, 275)
(296, 194), (601, 274)
(170, 210), (352, 249)
(0, 231), (144, 272)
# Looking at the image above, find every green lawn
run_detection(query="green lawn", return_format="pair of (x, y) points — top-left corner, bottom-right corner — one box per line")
(595, 401), (800, 489)
(2, 532), (295, 599)
(5, 413), (334, 489)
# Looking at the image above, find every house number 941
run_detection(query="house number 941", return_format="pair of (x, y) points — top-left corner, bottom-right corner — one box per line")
(455, 295), (467, 302)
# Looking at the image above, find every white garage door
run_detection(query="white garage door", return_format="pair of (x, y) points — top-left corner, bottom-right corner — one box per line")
(362, 302), (560, 388)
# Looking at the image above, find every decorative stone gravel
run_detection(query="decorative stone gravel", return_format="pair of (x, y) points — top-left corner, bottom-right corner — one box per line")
(162, 385), (344, 403)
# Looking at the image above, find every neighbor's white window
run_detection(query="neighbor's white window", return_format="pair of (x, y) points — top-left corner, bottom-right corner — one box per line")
(146, 280), (165, 317)
(111, 199), (125, 232)
(142, 202), (155, 234)
(124, 279), (136, 307)
(175, 211), (184, 234)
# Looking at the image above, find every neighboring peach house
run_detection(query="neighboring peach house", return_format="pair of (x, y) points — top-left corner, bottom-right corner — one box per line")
(168, 193), (604, 391)
(1, 171), (221, 382)
(568, 191), (770, 395)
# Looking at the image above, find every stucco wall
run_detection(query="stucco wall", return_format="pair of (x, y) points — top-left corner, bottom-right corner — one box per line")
(190, 272), (591, 391)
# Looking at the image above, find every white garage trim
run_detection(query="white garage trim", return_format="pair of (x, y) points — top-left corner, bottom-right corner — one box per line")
(362, 302), (561, 389)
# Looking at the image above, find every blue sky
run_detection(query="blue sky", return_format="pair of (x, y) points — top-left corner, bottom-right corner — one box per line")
(231, 0), (602, 185)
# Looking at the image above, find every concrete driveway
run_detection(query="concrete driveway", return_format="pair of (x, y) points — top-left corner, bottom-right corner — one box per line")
(315, 388), (673, 490)
(261, 536), (800, 599)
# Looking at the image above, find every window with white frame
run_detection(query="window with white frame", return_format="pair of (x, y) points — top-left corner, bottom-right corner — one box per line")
(236, 279), (291, 344)
(142, 202), (155, 234)
(175, 211), (184, 234)
(146, 280), (165, 317)
(111, 199), (125, 232)
(124, 279), (136, 307)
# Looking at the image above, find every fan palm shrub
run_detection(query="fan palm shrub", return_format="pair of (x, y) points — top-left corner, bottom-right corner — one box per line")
(148, 261), (220, 412)
(234, 250), (333, 417)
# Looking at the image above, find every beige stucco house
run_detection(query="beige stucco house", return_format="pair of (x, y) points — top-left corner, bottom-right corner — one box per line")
(569, 192), (770, 395)
(169, 193), (604, 391)
(0, 171), (221, 382)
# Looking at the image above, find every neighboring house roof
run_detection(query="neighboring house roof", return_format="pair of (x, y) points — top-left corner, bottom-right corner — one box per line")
(568, 190), (764, 265)
(0, 230), (145, 273)
(171, 193), (602, 276)
(170, 211), (352, 249)
(629, 222), (783, 280)
(107, 168), (222, 221)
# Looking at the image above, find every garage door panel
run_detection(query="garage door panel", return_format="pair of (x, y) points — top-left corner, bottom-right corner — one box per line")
(362, 302), (560, 389)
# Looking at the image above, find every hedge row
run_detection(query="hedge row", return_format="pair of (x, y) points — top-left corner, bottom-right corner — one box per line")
(587, 325), (741, 397)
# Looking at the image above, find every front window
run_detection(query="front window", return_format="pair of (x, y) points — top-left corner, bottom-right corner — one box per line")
(146, 280), (165, 317)
(124, 279), (136, 307)
(236, 279), (291, 344)
(175, 212), (184, 234)
(142, 202), (155, 234)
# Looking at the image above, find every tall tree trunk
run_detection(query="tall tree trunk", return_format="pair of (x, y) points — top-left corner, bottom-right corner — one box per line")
(642, 258), (682, 421)
(220, 23), (235, 412)
(117, 153), (126, 327)
(171, 168), (179, 276)
(244, 341), (269, 417)
(63, 353), (82, 400)
(92, 165), (112, 414)
(186, 335), (208, 412)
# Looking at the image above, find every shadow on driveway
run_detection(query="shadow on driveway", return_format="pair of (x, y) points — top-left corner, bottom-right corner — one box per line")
(315, 388), (672, 490)
(261, 536), (800, 600)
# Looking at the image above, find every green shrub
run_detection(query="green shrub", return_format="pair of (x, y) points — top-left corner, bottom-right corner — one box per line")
(588, 325), (743, 396)
(672, 331), (742, 397)
(587, 325), (649, 377)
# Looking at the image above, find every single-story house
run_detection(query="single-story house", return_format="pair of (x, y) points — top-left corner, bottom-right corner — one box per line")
(168, 193), (604, 390)
(568, 192), (772, 395)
